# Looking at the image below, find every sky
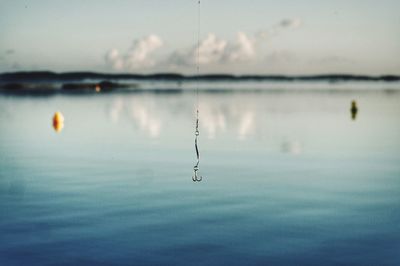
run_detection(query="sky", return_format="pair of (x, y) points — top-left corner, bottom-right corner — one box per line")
(0, 0), (399, 75)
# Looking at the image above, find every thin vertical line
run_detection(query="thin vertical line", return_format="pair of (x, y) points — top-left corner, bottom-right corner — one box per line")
(196, 0), (200, 116)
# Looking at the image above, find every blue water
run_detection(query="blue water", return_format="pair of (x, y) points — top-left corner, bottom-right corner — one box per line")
(1, 90), (400, 265)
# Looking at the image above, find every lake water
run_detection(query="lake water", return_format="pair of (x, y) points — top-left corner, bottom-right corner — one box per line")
(0, 87), (400, 265)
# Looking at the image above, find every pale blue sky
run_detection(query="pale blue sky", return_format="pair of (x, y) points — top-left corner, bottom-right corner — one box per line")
(0, 0), (399, 74)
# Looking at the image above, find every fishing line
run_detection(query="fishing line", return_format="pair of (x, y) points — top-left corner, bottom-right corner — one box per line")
(192, 0), (202, 182)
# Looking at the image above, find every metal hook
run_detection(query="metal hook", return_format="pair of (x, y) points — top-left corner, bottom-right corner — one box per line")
(192, 164), (202, 182)
(192, 170), (202, 182)
(192, 116), (203, 182)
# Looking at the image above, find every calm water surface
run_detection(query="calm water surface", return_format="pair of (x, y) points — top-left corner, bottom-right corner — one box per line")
(0, 89), (400, 265)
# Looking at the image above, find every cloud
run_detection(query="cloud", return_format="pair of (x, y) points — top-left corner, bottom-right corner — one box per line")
(198, 34), (227, 64)
(105, 35), (163, 70)
(279, 18), (302, 29)
(105, 49), (124, 70)
(167, 33), (226, 66)
(104, 18), (301, 70)
(256, 18), (302, 40)
(222, 32), (255, 62)
(166, 32), (255, 67)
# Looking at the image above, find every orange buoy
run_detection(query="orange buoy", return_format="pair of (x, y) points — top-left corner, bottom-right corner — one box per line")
(53, 111), (64, 132)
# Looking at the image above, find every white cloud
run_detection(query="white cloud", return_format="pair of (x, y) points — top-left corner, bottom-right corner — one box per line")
(105, 18), (301, 70)
(105, 34), (163, 70)
(198, 34), (227, 64)
(222, 32), (255, 62)
(125, 35), (163, 68)
(166, 32), (255, 67)
(166, 33), (226, 66)
(105, 49), (124, 70)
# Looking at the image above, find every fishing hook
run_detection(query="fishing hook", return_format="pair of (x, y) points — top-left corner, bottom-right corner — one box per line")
(192, 114), (202, 182)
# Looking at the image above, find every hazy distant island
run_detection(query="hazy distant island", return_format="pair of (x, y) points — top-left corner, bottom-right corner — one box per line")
(1, 71), (399, 82)
(0, 71), (399, 95)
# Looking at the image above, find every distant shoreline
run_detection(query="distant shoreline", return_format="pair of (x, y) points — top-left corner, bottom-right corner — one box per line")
(1, 71), (399, 83)
(1, 71), (399, 96)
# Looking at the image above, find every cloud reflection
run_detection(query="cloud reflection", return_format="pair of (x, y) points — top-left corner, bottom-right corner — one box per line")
(105, 94), (300, 144)
(109, 97), (162, 138)
(130, 101), (161, 138)
(238, 111), (255, 140)
(107, 95), (260, 140)
(200, 103), (227, 139)
(109, 98), (124, 123)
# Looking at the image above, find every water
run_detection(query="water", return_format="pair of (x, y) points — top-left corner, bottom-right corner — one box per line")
(1, 88), (400, 265)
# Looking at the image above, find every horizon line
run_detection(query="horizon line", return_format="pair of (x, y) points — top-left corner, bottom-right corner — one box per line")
(1, 71), (399, 82)
(1, 70), (400, 77)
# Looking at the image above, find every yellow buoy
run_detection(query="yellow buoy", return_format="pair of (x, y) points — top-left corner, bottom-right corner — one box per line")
(53, 111), (64, 132)
(350, 100), (358, 120)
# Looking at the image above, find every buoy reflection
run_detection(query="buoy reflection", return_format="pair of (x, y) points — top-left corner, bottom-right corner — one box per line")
(53, 111), (64, 132)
